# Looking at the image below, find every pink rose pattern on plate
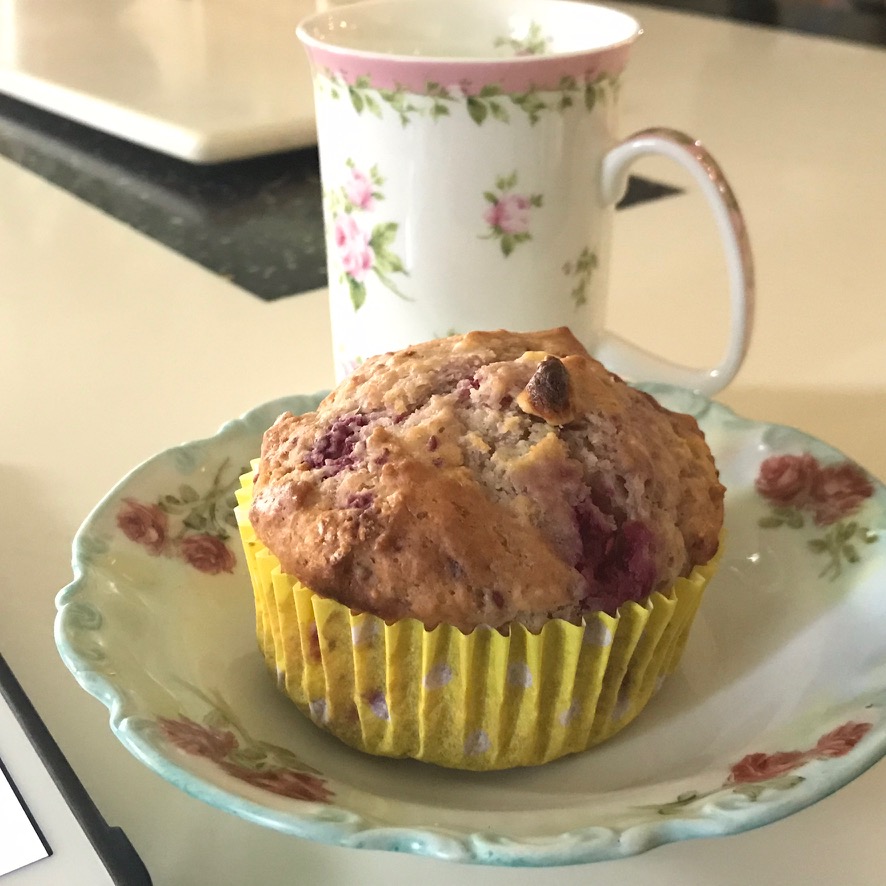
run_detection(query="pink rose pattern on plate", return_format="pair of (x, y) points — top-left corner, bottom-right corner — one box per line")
(158, 683), (333, 803)
(756, 453), (878, 579)
(653, 720), (873, 815)
(481, 171), (543, 256)
(325, 160), (409, 310)
(116, 457), (242, 574)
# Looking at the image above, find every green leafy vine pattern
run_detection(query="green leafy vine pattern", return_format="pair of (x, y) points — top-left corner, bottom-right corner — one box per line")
(648, 720), (871, 816)
(493, 21), (551, 56)
(318, 70), (619, 128)
(562, 247), (599, 307)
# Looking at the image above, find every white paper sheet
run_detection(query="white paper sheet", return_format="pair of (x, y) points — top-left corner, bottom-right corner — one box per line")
(0, 758), (50, 878)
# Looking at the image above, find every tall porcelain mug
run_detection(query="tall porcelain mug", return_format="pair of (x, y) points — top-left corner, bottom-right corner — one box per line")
(298, 0), (754, 392)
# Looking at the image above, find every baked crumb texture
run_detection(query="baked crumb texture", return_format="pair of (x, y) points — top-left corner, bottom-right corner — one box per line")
(250, 328), (724, 633)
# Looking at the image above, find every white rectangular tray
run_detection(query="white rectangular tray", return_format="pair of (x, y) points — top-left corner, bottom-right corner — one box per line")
(0, 0), (321, 163)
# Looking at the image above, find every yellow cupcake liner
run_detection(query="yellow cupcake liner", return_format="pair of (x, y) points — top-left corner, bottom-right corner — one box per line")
(235, 464), (721, 770)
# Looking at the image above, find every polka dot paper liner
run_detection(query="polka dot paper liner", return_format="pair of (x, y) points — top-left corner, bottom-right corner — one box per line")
(235, 467), (720, 771)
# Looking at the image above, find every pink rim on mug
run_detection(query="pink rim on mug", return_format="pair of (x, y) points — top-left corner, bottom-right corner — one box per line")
(299, 0), (755, 395)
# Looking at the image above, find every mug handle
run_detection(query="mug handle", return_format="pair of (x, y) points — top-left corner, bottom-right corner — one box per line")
(596, 127), (755, 397)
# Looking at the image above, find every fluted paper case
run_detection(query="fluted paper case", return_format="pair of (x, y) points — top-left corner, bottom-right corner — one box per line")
(235, 465), (720, 770)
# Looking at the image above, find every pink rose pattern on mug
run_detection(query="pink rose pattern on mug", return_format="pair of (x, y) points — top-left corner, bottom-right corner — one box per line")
(300, 0), (754, 387)
(315, 63), (617, 352)
(480, 171), (544, 256)
(310, 27), (621, 341)
(324, 159), (409, 310)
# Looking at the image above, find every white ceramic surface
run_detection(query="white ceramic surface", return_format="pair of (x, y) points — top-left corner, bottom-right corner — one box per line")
(0, 0), (319, 162)
(299, 0), (753, 391)
(56, 387), (886, 866)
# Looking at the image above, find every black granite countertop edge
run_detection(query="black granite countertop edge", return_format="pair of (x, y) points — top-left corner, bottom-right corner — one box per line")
(3, 0), (880, 301)
(0, 91), (682, 301)
(0, 92), (329, 300)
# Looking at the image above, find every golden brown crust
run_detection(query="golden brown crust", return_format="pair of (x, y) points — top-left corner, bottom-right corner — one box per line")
(250, 329), (724, 632)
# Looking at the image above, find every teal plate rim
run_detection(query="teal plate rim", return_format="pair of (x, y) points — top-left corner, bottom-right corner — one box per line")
(54, 384), (886, 866)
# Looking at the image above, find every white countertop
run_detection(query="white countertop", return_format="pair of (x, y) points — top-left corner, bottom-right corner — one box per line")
(1, 4), (885, 884)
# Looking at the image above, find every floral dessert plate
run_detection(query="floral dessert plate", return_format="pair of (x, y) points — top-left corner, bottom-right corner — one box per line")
(55, 386), (886, 867)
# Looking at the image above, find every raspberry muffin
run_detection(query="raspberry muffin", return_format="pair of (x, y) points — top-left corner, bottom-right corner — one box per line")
(236, 328), (724, 769)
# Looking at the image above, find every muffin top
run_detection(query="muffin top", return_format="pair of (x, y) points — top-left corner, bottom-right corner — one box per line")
(250, 328), (724, 632)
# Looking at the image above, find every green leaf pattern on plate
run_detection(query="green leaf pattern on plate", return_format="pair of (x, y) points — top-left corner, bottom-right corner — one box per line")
(649, 720), (872, 816)
(158, 682), (333, 803)
(755, 453), (878, 579)
(116, 457), (245, 575)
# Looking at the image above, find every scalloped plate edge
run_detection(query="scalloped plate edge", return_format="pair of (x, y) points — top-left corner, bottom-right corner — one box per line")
(53, 387), (886, 866)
